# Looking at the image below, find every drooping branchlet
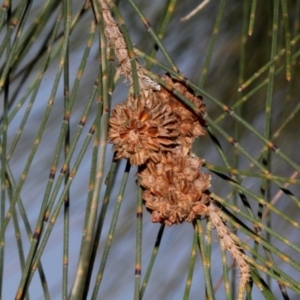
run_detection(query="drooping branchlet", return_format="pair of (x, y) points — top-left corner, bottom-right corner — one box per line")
(102, 0), (251, 292)
(99, 0), (160, 93)
(208, 203), (251, 290)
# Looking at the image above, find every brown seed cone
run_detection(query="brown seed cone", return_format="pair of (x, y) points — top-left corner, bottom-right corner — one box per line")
(156, 74), (207, 153)
(139, 152), (211, 226)
(108, 93), (179, 165)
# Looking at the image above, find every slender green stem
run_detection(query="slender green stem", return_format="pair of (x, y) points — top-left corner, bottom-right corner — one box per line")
(280, 0), (291, 81)
(238, 34), (300, 92)
(10, 0), (60, 73)
(13, 10), (96, 297)
(198, 0), (226, 88)
(6, 12), (61, 160)
(146, 0), (177, 70)
(0, 1), (9, 31)
(14, 87), (96, 300)
(0, 4), (11, 296)
(91, 161), (131, 300)
(62, 1), (71, 299)
(263, 0), (279, 171)
(83, 159), (118, 298)
(233, 10), (249, 292)
(259, 0), (279, 286)
(195, 220), (214, 299)
(203, 162), (300, 185)
(15, 121), (97, 300)
(183, 227), (197, 300)
(0, 2), (89, 133)
(0, 5), (71, 245)
(140, 224), (165, 299)
(70, 4), (111, 297)
(6, 182), (32, 300)
(248, 0), (257, 36)
(204, 219), (215, 300)
(296, 1), (300, 34)
(82, 47), (116, 299)
(219, 239), (231, 300)
(222, 49), (300, 124)
(250, 270), (276, 299)
(4, 11), (64, 296)
(9, 0), (88, 81)
(0, 0), (33, 133)
(263, 249), (290, 298)
(5, 167), (50, 300)
(0, 0), (28, 63)
(134, 181), (143, 300)
(128, 0), (179, 73)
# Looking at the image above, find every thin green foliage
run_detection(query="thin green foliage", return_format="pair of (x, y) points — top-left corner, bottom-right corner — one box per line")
(198, 0), (226, 88)
(0, 1), (300, 299)
(140, 224), (165, 298)
(62, 1), (71, 299)
(183, 228), (197, 300)
(90, 161), (131, 300)
(196, 220), (214, 300)
(134, 181), (143, 300)
(248, 0), (257, 36)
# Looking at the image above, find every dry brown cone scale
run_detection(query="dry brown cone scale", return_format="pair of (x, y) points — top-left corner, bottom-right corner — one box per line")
(157, 75), (206, 127)
(157, 74), (207, 151)
(108, 92), (179, 166)
(108, 74), (207, 164)
(139, 152), (211, 226)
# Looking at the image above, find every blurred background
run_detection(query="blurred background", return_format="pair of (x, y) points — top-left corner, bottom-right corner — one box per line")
(1, 0), (300, 299)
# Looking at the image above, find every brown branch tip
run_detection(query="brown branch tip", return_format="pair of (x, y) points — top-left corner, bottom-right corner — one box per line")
(208, 203), (251, 289)
(100, 0), (160, 93)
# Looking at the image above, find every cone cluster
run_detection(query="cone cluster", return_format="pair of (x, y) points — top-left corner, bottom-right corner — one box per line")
(108, 74), (211, 225)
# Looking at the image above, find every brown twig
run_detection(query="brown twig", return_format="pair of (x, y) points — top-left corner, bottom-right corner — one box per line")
(99, 0), (160, 93)
(208, 202), (251, 295)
